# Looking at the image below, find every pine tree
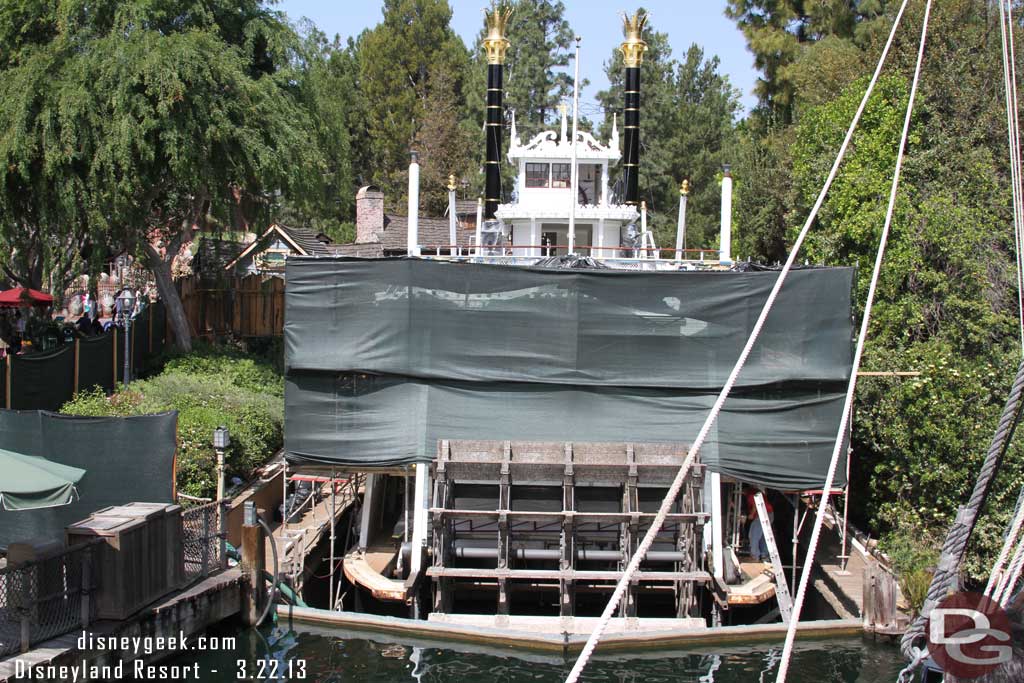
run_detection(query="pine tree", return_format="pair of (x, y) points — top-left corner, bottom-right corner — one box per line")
(414, 62), (476, 216)
(356, 0), (472, 210)
(503, 0), (575, 137)
(725, 0), (888, 121)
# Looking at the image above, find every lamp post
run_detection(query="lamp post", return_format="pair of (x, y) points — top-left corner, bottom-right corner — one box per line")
(116, 289), (135, 385)
(213, 426), (230, 503)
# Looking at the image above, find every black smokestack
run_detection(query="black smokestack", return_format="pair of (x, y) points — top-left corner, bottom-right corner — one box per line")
(620, 11), (648, 206)
(485, 63), (504, 219)
(482, 4), (512, 220)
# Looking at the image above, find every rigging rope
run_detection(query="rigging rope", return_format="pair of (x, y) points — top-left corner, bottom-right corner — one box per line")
(984, 485), (1024, 598)
(996, 534), (1024, 605)
(561, 2), (913, 681)
(777, 1), (933, 680)
(999, 0), (1024, 354)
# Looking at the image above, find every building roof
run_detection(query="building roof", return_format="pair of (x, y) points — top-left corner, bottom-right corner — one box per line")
(378, 214), (475, 252)
(450, 199), (479, 216)
(278, 224), (334, 256)
(225, 223), (333, 270)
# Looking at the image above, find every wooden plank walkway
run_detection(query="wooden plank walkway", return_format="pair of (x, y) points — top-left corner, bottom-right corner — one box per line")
(817, 510), (871, 618)
(267, 479), (360, 590)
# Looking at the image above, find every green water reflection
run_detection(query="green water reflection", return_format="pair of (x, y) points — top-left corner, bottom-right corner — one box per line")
(172, 624), (905, 682)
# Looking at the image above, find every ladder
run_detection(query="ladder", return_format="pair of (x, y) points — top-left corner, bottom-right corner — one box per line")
(754, 492), (793, 623)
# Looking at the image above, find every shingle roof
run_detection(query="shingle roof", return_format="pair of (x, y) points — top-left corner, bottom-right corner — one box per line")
(451, 199), (479, 216)
(377, 214), (476, 252)
(275, 224), (333, 256)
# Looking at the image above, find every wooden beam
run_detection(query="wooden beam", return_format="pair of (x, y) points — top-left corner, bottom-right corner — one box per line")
(856, 371), (920, 377)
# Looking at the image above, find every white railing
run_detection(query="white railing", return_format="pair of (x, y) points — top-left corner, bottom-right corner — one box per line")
(417, 244), (724, 269)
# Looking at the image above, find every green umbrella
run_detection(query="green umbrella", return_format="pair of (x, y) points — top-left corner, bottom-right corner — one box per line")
(0, 449), (86, 511)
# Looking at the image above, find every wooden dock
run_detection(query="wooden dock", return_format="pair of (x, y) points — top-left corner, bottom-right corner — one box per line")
(0, 570), (242, 683)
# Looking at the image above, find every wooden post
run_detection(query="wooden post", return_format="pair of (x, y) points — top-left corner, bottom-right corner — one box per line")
(73, 339), (80, 394)
(20, 608), (30, 653)
(240, 520), (266, 626)
(219, 500), (229, 571)
(201, 506), (211, 579)
(80, 546), (92, 628)
(862, 563), (897, 630)
(5, 353), (11, 409)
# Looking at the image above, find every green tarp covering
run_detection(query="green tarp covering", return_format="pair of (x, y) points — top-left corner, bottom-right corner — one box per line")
(0, 449), (85, 511)
(0, 410), (177, 545)
(78, 333), (115, 394)
(10, 345), (75, 410)
(284, 258), (855, 490)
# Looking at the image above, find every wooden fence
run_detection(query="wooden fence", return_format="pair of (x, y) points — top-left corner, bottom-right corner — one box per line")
(178, 274), (284, 340)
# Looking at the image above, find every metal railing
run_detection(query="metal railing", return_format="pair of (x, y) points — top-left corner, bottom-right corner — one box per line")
(417, 245), (724, 270)
(0, 540), (99, 656)
(182, 501), (228, 584)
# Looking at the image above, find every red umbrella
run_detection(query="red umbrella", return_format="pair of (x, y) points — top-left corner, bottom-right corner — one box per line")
(0, 287), (54, 308)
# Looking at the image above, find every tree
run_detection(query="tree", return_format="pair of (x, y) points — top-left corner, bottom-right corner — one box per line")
(498, 0), (575, 138)
(725, 0), (889, 121)
(356, 0), (472, 209)
(274, 24), (358, 239)
(0, 1), (325, 350)
(414, 63), (476, 216)
(596, 15), (738, 250)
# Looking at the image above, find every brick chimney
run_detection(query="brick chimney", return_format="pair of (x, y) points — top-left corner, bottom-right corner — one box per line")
(355, 185), (385, 244)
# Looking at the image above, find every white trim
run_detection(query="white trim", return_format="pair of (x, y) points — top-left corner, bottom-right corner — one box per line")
(0, 485), (79, 511)
(224, 224), (309, 271)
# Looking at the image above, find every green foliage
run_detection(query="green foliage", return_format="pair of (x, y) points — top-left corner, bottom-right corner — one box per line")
(354, 0), (473, 210)
(60, 347), (283, 499)
(727, 0), (1024, 581)
(0, 0), (327, 347)
(725, 0), (889, 121)
(880, 523), (939, 616)
(596, 16), (739, 250)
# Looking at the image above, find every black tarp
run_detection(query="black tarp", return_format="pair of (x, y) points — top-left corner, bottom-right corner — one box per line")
(10, 346), (75, 410)
(78, 333), (115, 394)
(284, 258), (855, 490)
(0, 410), (178, 546)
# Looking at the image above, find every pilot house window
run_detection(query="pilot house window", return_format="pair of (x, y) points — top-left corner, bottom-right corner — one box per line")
(551, 163), (571, 188)
(526, 163), (550, 188)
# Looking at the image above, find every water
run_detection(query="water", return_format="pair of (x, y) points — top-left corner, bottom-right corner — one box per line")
(169, 623), (906, 682)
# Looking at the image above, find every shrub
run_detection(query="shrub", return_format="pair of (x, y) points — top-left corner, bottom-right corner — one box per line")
(880, 525), (940, 616)
(60, 347), (284, 499)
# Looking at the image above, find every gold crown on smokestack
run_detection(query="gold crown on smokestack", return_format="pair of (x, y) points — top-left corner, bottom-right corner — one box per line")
(483, 2), (513, 65)
(620, 10), (648, 68)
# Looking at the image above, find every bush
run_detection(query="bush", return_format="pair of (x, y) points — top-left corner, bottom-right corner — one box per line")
(60, 347), (284, 499)
(880, 525), (940, 616)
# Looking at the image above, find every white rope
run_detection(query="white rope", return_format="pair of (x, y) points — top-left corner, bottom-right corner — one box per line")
(985, 488), (1024, 597)
(1000, 0), (1024, 354)
(562, 3), (913, 682)
(995, 536), (1024, 605)
(775, 2), (932, 680)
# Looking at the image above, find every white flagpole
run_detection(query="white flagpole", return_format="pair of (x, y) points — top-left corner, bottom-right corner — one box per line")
(568, 37), (581, 255)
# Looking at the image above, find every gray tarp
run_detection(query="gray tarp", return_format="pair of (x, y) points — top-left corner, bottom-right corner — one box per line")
(284, 258), (854, 490)
(0, 410), (178, 546)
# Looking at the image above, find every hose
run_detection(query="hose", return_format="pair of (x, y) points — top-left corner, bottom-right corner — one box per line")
(256, 515), (280, 627)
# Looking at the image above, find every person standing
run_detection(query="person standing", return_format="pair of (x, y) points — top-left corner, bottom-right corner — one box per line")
(745, 485), (774, 563)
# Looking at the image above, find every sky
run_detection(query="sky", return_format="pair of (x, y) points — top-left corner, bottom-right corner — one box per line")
(274, 1), (759, 115)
